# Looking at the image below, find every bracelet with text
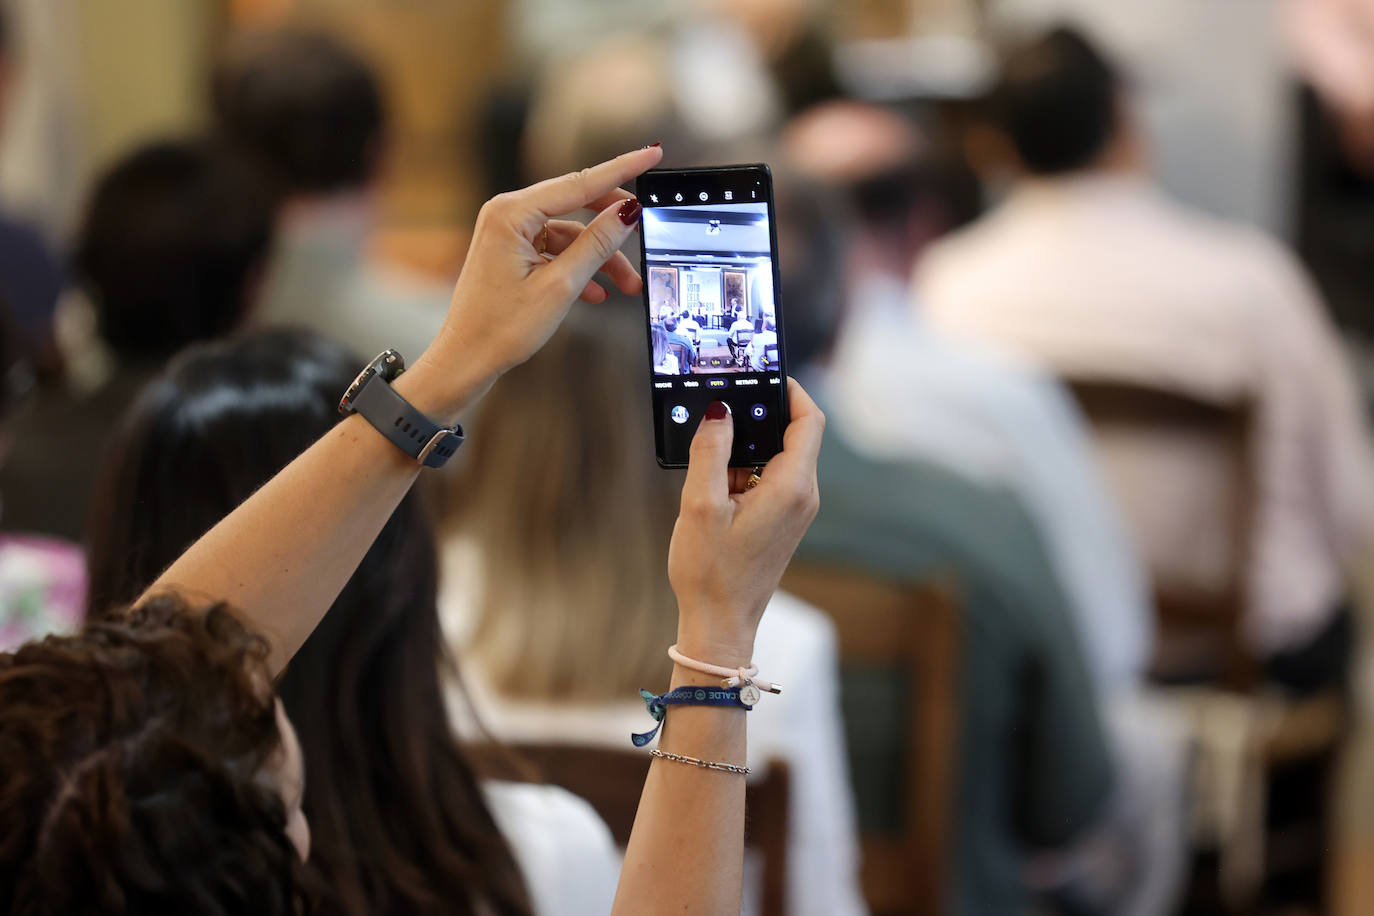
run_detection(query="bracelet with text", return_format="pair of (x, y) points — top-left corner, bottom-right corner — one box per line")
(631, 685), (753, 748)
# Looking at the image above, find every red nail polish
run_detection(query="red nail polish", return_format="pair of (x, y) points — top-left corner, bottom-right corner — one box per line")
(617, 198), (642, 226)
(705, 401), (730, 421)
(644, 141), (662, 148)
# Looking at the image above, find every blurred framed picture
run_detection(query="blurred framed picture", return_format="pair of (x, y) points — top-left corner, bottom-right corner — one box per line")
(649, 266), (679, 320)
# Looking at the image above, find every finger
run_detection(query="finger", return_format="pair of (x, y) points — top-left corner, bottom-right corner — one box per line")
(682, 401), (735, 513)
(578, 279), (608, 303)
(544, 221), (642, 294)
(519, 146), (663, 230)
(541, 197), (641, 302)
(757, 378), (825, 490)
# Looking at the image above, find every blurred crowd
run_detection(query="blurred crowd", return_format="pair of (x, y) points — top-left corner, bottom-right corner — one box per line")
(2, 1), (1374, 914)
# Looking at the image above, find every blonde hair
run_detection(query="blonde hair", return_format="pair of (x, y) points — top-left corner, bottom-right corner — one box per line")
(445, 306), (681, 701)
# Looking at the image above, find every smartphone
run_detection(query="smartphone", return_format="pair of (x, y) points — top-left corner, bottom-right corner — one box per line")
(637, 164), (789, 469)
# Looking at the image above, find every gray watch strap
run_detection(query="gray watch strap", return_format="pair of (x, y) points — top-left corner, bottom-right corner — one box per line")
(352, 373), (464, 468)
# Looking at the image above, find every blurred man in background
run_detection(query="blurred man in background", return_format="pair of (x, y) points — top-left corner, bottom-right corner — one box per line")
(785, 99), (1188, 915)
(0, 139), (276, 541)
(775, 165), (1118, 916)
(786, 99), (1153, 697)
(919, 28), (1374, 693)
(213, 29), (452, 363)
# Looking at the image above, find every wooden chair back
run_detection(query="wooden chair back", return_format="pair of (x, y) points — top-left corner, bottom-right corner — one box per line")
(667, 342), (692, 373)
(780, 565), (959, 916)
(1066, 379), (1257, 689)
(466, 743), (791, 916)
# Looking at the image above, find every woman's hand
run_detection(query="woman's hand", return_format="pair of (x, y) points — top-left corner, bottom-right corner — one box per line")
(667, 381), (826, 666)
(405, 145), (664, 422)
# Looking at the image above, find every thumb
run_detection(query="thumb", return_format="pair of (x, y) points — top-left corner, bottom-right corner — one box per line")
(545, 197), (640, 297)
(682, 401), (735, 512)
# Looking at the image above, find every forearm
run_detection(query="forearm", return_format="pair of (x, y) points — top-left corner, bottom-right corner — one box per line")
(614, 637), (751, 914)
(144, 357), (483, 675)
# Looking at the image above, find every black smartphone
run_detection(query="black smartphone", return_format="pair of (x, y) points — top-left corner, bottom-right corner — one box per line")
(636, 164), (789, 469)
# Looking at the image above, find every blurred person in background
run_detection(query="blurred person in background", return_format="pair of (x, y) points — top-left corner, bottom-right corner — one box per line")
(919, 27), (1374, 694)
(785, 100), (1187, 914)
(0, 4), (64, 384)
(772, 165), (1117, 915)
(785, 99), (1152, 699)
(0, 296), (84, 648)
(213, 29), (452, 362)
(84, 329), (621, 916)
(0, 138), (276, 541)
(438, 306), (866, 916)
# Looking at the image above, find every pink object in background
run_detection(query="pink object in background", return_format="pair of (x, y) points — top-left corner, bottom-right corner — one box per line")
(0, 534), (86, 651)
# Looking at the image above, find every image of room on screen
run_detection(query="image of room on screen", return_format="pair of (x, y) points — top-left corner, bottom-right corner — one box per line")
(644, 202), (778, 376)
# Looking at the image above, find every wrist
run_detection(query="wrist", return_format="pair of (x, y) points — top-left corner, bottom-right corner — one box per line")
(674, 625), (757, 670)
(395, 347), (498, 427)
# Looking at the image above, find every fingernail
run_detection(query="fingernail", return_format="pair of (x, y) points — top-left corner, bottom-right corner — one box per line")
(643, 141), (662, 148)
(705, 401), (730, 421)
(618, 198), (642, 226)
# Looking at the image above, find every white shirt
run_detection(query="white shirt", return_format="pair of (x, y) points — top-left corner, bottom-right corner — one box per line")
(440, 540), (867, 916)
(748, 329), (778, 371)
(483, 781), (622, 916)
(678, 316), (701, 340)
(918, 174), (1374, 654)
(829, 276), (1152, 689)
(729, 318), (754, 341)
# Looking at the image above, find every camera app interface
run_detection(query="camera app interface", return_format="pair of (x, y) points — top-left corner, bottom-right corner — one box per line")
(643, 202), (779, 377)
(639, 167), (786, 467)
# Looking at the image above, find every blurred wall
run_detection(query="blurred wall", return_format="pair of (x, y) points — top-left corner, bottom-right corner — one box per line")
(0, 0), (215, 239)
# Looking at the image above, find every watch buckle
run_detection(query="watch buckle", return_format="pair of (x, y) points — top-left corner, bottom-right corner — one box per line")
(417, 428), (456, 466)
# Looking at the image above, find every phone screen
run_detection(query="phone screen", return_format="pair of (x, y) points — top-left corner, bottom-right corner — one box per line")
(636, 165), (789, 468)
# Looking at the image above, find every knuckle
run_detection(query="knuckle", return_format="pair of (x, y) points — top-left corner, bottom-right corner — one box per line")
(543, 268), (579, 301)
(480, 192), (514, 219)
(682, 493), (719, 520)
(586, 224), (617, 262)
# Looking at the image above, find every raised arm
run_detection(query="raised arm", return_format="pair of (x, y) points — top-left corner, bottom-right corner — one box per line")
(615, 382), (825, 914)
(145, 145), (663, 675)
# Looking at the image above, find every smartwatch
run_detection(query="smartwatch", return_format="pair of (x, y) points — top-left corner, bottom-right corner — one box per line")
(338, 349), (464, 469)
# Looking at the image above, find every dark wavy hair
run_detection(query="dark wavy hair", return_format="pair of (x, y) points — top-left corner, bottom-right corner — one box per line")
(0, 595), (310, 914)
(85, 329), (532, 916)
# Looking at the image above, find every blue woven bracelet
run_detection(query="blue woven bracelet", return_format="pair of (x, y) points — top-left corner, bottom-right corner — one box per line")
(631, 685), (753, 748)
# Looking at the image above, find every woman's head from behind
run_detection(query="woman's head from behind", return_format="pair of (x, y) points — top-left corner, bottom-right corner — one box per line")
(448, 306), (681, 701)
(0, 596), (309, 915)
(86, 329), (529, 915)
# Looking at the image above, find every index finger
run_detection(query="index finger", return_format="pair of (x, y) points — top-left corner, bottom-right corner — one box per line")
(519, 146), (664, 230)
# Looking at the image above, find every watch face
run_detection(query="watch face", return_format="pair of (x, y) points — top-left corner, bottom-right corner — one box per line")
(339, 349), (403, 415)
(339, 365), (376, 415)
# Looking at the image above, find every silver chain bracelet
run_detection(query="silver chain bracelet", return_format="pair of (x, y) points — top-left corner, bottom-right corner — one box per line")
(649, 748), (751, 776)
